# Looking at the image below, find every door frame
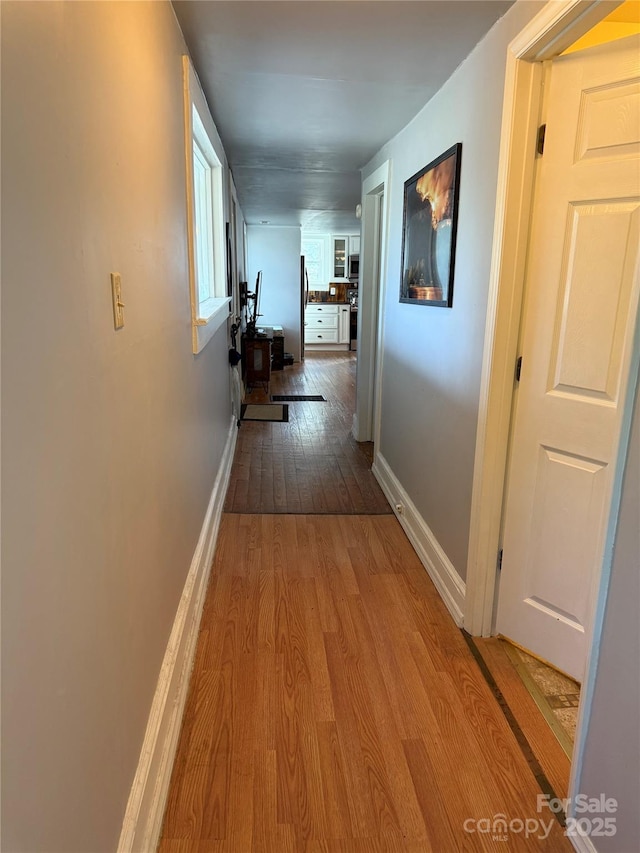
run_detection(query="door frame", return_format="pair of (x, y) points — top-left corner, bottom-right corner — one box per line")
(464, 0), (627, 637)
(353, 159), (391, 444)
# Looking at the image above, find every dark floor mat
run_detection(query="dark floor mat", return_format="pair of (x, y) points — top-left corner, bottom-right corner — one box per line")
(270, 394), (326, 402)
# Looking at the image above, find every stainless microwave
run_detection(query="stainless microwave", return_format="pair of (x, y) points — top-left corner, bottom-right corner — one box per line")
(348, 254), (359, 280)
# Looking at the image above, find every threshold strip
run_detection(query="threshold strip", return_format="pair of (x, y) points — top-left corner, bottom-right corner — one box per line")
(462, 630), (566, 829)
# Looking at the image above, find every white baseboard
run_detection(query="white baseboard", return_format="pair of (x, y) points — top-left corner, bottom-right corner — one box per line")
(305, 343), (350, 351)
(569, 832), (597, 853)
(372, 452), (466, 626)
(117, 415), (238, 853)
(351, 412), (359, 442)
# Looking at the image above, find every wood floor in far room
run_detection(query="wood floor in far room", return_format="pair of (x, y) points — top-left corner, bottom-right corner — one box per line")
(159, 513), (571, 852)
(224, 353), (391, 515)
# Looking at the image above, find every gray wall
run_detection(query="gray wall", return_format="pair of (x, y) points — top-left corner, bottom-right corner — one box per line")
(574, 377), (640, 852)
(1, 2), (237, 850)
(361, 0), (543, 580)
(247, 225), (303, 361)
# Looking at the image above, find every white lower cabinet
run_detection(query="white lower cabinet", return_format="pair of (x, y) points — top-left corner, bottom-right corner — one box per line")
(305, 304), (350, 349)
(338, 305), (350, 344)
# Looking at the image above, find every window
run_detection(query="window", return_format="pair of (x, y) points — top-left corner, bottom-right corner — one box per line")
(183, 56), (230, 353)
(301, 235), (327, 288)
(191, 109), (221, 313)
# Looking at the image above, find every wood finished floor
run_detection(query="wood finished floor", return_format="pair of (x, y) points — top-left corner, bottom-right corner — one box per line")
(160, 514), (571, 852)
(224, 354), (391, 515)
(161, 354), (570, 851)
(471, 639), (571, 800)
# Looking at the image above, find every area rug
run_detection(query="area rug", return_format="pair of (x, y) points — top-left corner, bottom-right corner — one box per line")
(241, 403), (289, 422)
(270, 394), (326, 402)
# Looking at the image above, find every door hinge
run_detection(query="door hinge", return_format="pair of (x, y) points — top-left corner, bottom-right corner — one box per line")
(515, 355), (523, 382)
(497, 548), (503, 572)
(536, 123), (546, 156)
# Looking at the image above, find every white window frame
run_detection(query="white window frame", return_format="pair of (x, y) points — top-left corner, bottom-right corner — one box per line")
(183, 56), (230, 353)
(301, 235), (328, 289)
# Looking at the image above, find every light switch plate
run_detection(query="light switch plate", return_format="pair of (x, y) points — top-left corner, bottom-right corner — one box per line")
(111, 273), (124, 329)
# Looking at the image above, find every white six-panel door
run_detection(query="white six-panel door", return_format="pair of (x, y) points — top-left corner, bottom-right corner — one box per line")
(496, 35), (640, 681)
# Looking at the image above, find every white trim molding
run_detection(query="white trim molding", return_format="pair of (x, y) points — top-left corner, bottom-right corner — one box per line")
(569, 831), (598, 853)
(373, 453), (466, 626)
(193, 296), (232, 354)
(464, 0), (624, 637)
(353, 158), (391, 443)
(117, 414), (238, 853)
(182, 55), (231, 355)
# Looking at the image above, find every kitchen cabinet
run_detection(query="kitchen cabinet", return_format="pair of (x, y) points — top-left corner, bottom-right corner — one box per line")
(305, 304), (339, 344)
(301, 232), (361, 287)
(305, 303), (350, 349)
(338, 305), (350, 344)
(331, 235), (361, 281)
(332, 236), (348, 280)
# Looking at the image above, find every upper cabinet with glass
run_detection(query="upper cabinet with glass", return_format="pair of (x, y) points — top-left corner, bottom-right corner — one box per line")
(302, 232), (360, 287)
(333, 236), (348, 280)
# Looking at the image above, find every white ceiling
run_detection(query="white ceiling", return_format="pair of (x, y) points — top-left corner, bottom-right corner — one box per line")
(172, 1), (514, 232)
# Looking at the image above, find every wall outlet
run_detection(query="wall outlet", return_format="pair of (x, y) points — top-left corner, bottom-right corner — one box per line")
(395, 502), (404, 515)
(330, 286), (336, 295)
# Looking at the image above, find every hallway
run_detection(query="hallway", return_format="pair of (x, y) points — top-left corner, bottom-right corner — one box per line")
(3, 4), (638, 849)
(159, 355), (571, 852)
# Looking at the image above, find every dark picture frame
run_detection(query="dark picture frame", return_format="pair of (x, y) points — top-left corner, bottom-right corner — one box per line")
(399, 143), (462, 307)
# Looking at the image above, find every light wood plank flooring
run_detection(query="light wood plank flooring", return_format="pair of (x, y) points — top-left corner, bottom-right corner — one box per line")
(470, 638), (571, 800)
(161, 353), (571, 851)
(160, 514), (571, 851)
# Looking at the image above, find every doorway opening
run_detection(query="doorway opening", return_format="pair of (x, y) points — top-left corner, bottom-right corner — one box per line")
(353, 160), (390, 454)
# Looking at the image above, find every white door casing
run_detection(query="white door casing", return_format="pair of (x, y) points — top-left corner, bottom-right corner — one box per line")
(496, 34), (640, 681)
(353, 160), (390, 444)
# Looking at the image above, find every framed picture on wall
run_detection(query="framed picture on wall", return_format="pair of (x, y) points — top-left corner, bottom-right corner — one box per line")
(399, 143), (462, 307)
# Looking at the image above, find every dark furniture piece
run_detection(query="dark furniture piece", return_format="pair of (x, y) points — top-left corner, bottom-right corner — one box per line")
(271, 326), (285, 371)
(242, 325), (287, 389)
(242, 335), (272, 391)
